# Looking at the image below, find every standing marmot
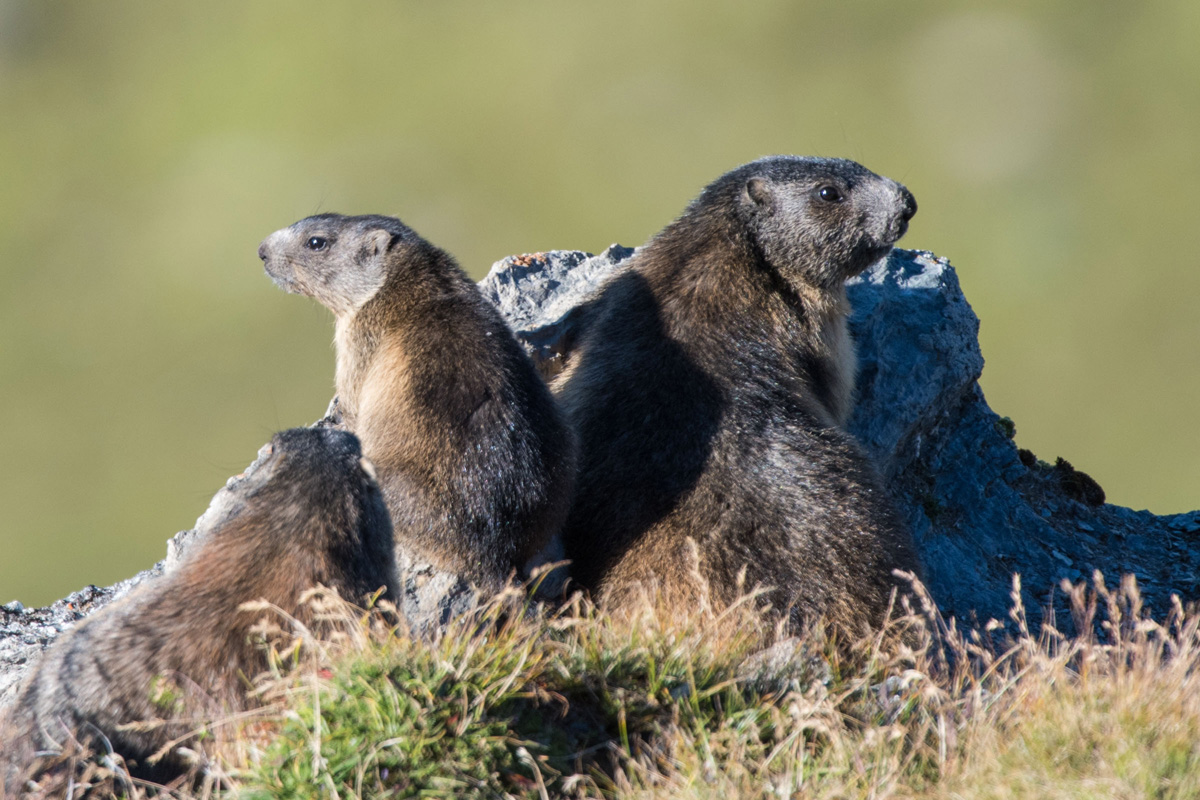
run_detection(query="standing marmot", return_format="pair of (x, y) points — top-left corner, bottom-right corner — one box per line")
(2, 427), (397, 787)
(258, 214), (574, 591)
(555, 156), (921, 634)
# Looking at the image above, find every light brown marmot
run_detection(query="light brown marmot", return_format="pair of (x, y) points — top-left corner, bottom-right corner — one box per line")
(258, 214), (575, 591)
(555, 155), (922, 634)
(1, 427), (397, 787)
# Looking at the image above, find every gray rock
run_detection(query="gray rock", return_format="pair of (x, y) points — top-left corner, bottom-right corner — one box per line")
(0, 568), (161, 707)
(394, 551), (480, 635)
(4, 245), (1196, 707)
(479, 245), (635, 378)
(845, 254), (1196, 627)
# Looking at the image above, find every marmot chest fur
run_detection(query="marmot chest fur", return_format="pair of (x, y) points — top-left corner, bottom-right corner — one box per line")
(555, 155), (921, 633)
(259, 214), (574, 589)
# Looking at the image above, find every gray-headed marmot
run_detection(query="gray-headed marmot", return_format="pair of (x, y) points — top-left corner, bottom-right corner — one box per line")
(555, 156), (921, 633)
(258, 214), (574, 591)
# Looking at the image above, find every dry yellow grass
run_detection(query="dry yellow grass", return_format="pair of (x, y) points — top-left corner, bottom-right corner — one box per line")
(6, 573), (1200, 799)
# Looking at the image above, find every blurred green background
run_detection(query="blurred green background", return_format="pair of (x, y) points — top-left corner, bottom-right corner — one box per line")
(1, 1), (1197, 606)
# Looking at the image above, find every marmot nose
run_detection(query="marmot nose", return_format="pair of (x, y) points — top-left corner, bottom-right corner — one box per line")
(257, 242), (269, 262)
(898, 187), (917, 222)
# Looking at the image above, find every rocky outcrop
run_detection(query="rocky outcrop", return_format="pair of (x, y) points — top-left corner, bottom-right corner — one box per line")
(4, 246), (1198, 706)
(841, 251), (1198, 625)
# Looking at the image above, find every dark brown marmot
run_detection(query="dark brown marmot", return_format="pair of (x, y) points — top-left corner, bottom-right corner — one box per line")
(1, 427), (397, 787)
(555, 156), (921, 634)
(257, 214), (575, 591)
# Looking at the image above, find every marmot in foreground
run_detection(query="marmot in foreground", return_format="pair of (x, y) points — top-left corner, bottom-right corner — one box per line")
(2, 427), (397, 787)
(258, 214), (574, 591)
(555, 156), (921, 634)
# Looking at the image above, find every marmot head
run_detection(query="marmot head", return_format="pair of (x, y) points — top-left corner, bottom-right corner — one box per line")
(258, 213), (427, 317)
(207, 427), (394, 581)
(700, 156), (916, 289)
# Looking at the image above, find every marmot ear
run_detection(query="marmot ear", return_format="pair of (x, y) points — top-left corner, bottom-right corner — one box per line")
(369, 230), (392, 257)
(368, 230), (406, 256)
(745, 177), (773, 208)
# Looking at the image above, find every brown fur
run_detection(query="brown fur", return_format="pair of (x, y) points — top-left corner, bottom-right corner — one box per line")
(1, 427), (397, 789)
(259, 214), (575, 591)
(556, 156), (922, 634)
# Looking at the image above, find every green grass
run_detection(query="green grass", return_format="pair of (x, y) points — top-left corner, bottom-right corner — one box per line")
(12, 575), (1200, 799)
(236, 591), (777, 799)
(5, 0), (1200, 607)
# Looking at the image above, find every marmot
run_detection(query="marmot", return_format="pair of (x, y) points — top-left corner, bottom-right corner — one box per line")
(258, 214), (574, 591)
(555, 156), (921, 633)
(2, 427), (397, 786)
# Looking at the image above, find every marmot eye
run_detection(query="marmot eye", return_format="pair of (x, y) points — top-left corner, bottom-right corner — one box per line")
(817, 186), (844, 203)
(306, 236), (329, 251)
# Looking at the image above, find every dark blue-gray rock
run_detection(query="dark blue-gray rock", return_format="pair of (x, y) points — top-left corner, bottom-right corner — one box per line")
(4, 245), (1198, 708)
